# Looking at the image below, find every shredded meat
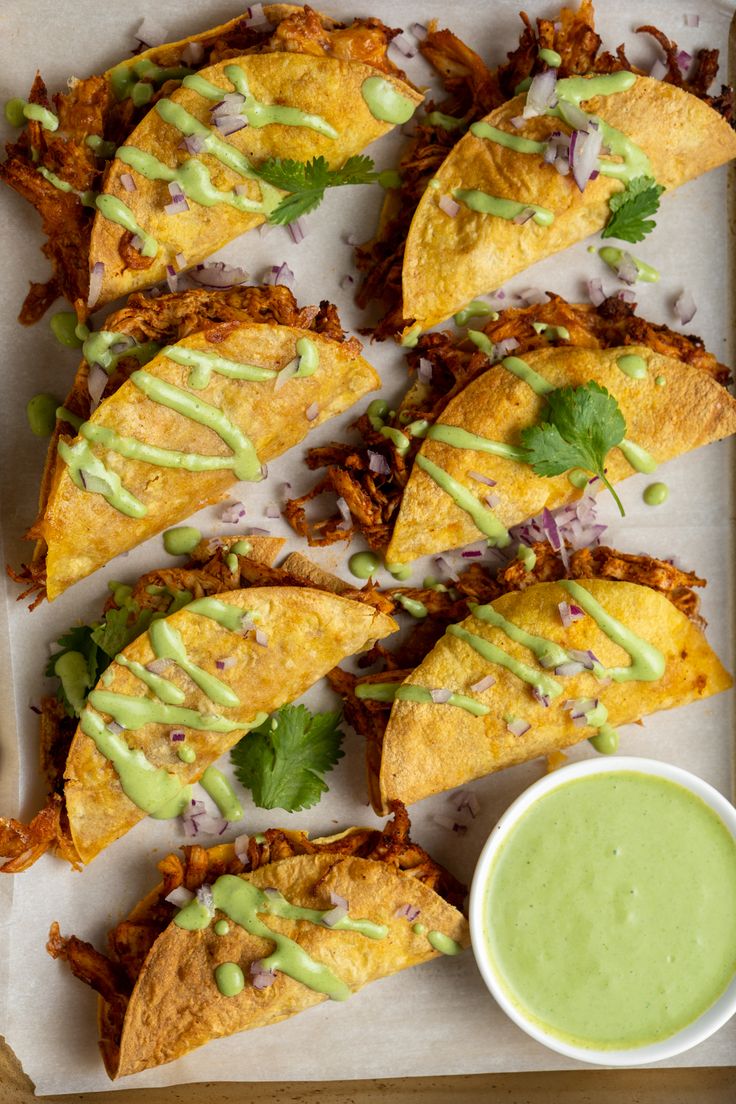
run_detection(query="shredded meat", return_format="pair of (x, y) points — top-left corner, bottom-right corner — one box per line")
(332, 544), (707, 774)
(9, 284), (357, 608)
(48, 803), (465, 1068)
(356, 1), (734, 339)
(286, 293), (727, 550)
(1, 7), (408, 324)
(0, 795), (78, 873)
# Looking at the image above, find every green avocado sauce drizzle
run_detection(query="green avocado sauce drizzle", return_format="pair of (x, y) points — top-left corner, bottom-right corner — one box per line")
(149, 619), (241, 708)
(416, 455), (511, 547)
(558, 581), (665, 683)
(182, 66), (338, 138)
(454, 188), (555, 227)
(95, 194), (159, 256)
(355, 681), (490, 717)
(598, 247), (659, 283)
(117, 144), (264, 213)
(448, 624), (563, 700)
(616, 354), (648, 380)
(200, 765), (244, 820)
(186, 596), (257, 632)
(175, 874), (388, 1000)
(471, 602), (570, 672)
(361, 76), (416, 124)
(109, 58), (193, 102)
(161, 344), (277, 387)
(5, 98), (59, 131)
(83, 331), (160, 374)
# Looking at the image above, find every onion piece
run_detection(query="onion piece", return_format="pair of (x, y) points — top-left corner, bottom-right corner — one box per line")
(567, 648), (599, 669)
(468, 471), (496, 487)
(523, 70), (558, 118)
(417, 357), (433, 383)
(221, 501), (246, 523)
(507, 717), (531, 738)
(674, 289), (697, 325)
(433, 813), (467, 834)
(438, 194), (460, 218)
(180, 41), (204, 65)
(684, 13), (700, 27)
(430, 688), (452, 703)
(87, 261), (104, 309)
(676, 50), (692, 75)
(533, 687), (551, 708)
(322, 904), (348, 927)
(165, 265), (178, 293)
(216, 657), (237, 670)
(273, 357), (299, 391)
(266, 261), (294, 290)
(558, 601), (585, 628)
(395, 903), (422, 921)
(615, 251), (638, 285)
(174, 251), (186, 270)
(190, 262), (249, 288)
(234, 833), (250, 863)
(649, 58), (668, 81)
(391, 32), (417, 58)
(245, 3), (274, 31)
(470, 674), (495, 693)
(494, 336), (520, 357)
(288, 218), (306, 244)
(146, 658), (170, 675)
(410, 22), (428, 40)
(368, 450), (391, 475)
(163, 193), (190, 215)
(336, 496), (352, 530)
(305, 401), (319, 421)
(134, 15), (167, 48)
(570, 124), (603, 192)
(108, 721), (124, 735)
(264, 503), (280, 519)
(452, 789), (480, 818)
(554, 661), (585, 677)
(340, 273), (355, 290)
(254, 628), (268, 647)
(250, 961), (277, 988)
(214, 115), (247, 136)
(120, 172), (136, 192)
(170, 729), (186, 742)
(87, 364), (108, 412)
(183, 134), (205, 155)
(587, 277), (606, 307)
(165, 886), (195, 908)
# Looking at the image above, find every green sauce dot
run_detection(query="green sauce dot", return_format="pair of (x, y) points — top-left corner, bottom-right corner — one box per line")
(50, 311), (85, 348)
(214, 920), (230, 936)
(214, 961), (245, 997)
(589, 727), (619, 755)
(5, 98), (27, 127)
(178, 745), (196, 764)
(26, 393), (60, 437)
(655, 375), (666, 388)
(386, 562), (412, 581)
(163, 526), (202, 555)
(348, 551), (381, 580)
(643, 482), (669, 507)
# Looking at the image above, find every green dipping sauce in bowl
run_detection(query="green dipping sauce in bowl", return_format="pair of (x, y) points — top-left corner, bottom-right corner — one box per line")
(469, 758), (736, 1065)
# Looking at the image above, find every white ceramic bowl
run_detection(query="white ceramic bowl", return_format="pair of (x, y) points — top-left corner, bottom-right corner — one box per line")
(468, 756), (736, 1066)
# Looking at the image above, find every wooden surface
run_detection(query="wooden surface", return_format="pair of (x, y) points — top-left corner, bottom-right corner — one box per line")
(1, 1037), (734, 1104)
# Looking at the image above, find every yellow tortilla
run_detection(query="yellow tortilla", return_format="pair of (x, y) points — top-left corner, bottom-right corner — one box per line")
(92, 52), (422, 304)
(65, 587), (397, 864)
(386, 345), (736, 564)
(376, 579), (732, 810)
(39, 323), (379, 599)
(402, 76), (736, 330)
(107, 847), (468, 1077)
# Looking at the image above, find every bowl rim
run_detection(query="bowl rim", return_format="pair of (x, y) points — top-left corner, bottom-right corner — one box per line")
(468, 755), (736, 1067)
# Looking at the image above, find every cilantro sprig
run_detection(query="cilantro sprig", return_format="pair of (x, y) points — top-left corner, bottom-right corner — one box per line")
(602, 175), (665, 244)
(257, 154), (380, 225)
(521, 381), (627, 515)
(231, 704), (344, 812)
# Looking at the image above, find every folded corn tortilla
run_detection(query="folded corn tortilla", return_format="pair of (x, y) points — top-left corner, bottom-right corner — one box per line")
(374, 578), (732, 810)
(386, 344), (736, 564)
(402, 75), (736, 331)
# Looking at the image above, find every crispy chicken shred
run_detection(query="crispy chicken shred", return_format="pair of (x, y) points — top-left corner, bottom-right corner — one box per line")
(285, 293), (728, 550)
(1, 6), (406, 323)
(356, 0), (735, 339)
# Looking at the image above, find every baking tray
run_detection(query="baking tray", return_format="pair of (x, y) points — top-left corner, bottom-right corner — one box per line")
(1, 0), (735, 1096)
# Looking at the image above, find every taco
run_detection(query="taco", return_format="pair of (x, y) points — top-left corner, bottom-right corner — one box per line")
(354, 0), (736, 338)
(284, 295), (736, 559)
(1, 5), (421, 321)
(0, 540), (397, 869)
(330, 548), (731, 811)
(11, 284), (379, 604)
(47, 805), (467, 1078)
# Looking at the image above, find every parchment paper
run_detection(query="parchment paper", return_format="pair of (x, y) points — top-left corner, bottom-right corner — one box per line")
(0, 0), (734, 1093)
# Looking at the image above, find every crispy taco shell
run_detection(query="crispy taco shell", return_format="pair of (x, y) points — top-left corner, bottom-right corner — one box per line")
(386, 345), (736, 564)
(402, 76), (736, 330)
(376, 579), (731, 810)
(35, 321), (379, 600)
(63, 586), (395, 865)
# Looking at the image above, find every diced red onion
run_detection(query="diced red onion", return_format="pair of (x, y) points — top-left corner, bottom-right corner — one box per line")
(340, 273), (355, 289)
(543, 142), (558, 164)
(512, 207), (535, 226)
(336, 496), (352, 530)
(676, 50), (693, 74)
(216, 657), (237, 670)
(617, 289), (637, 304)
(180, 40), (204, 65)
(174, 251), (186, 270)
(615, 251), (638, 285)
(255, 628), (268, 647)
(410, 22), (427, 40)
(368, 450), (391, 475)
(190, 262), (249, 288)
(164, 194), (190, 215)
(568, 648), (599, 669)
(587, 277), (605, 307)
(245, 3), (274, 31)
(130, 234), (143, 251)
(570, 124), (603, 192)
(288, 218), (306, 244)
(245, 527), (270, 537)
(183, 134), (205, 155)
(322, 904), (348, 927)
(519, 287), (549, 306)
(554, 661), (585, 677)
(196, 884), (215, 912)
(554, 157), (570, 176)
(485, 492), (501, 508)
(395, 903), (422, 921)
(134, 15), (167, 48)
(87, 261), (104, 309)
(266, 261), (295, 290)
(510, 115), (526, 129)
(523, 70), (558, 118)
(87, 364), (108, 412)
(430, 688), (452, 704)
(170, 729), (186, 742)
(558, 601), (586, 628)
(507, 717), (531, 738)
(168, 181), (184, 199)
(470, 674), (495, 693)
(165, 886), (195, 907)
(468, 471), (496, 487)
(417, 357), (433, 383)
(215, 115), (247, 136)
(461, 549), (483, 558)
(533, 687), (551, 708)
(165, 265), (179, 293)
(146, 658), (171, 675)
(438, 195), (460, 218)
(434, 553), (459, 582)
(305, 401), (319, 421)
(433, 813), (467, 834)
(495, 337), (520, 356)
(221, 501), (246, 523)
(684, 13), (700, 27)
(649, 58), (668, 81)
(264, 503), (280, 519)
(391, 32), (417, 58)
(108, 720), (124, 735)
(240, 616), (257, 635)
(120, 172), (136, 192)
(250, 962), (278, 989)
(182, 800), (228, 839)
(674, 289), (697, 325)
(234, 833), (250, 863)
(452, 789), (480, 817)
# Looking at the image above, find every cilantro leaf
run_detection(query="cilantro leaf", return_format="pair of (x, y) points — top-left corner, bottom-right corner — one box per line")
(521, 381), (627, 515)
(602, 175), (665, 243)
(256, 155), (379, 225)
(231, 704), (344, 812)
(44, 623), (101, 717)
